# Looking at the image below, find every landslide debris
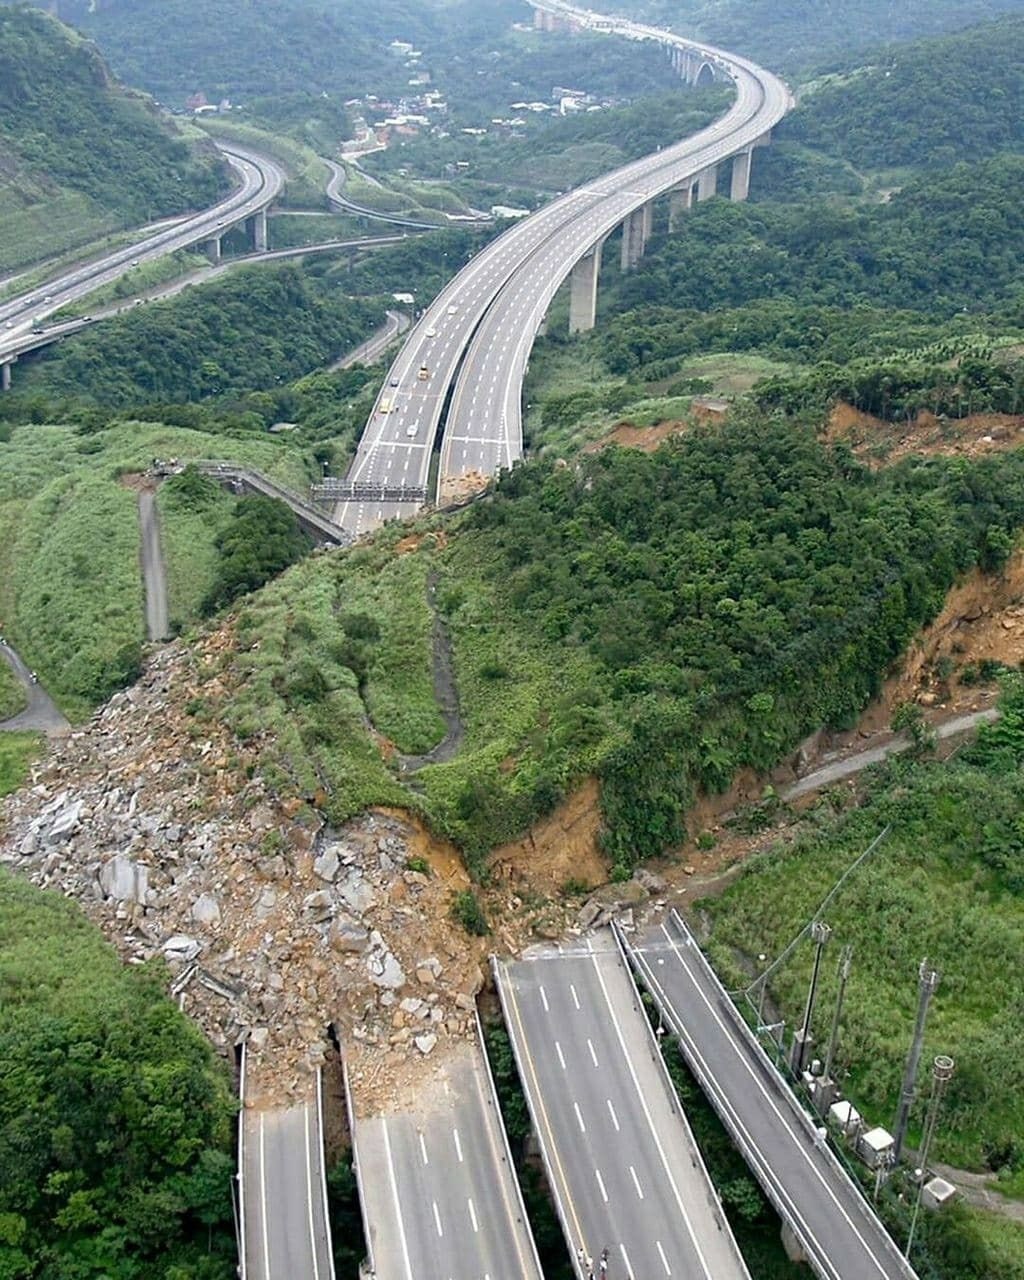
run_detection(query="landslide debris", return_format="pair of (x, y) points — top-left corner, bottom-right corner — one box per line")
(0, 636), (489, 1111)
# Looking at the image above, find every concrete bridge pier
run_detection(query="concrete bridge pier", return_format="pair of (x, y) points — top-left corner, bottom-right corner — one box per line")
(697, 164), (718, 201)
(246, 209), (268, 252)
(668, 182), (694, 231)
(620, 206), (649, 270)
(730, 148), (753, 201)
(204, 235), (223, 264)
(1, 357), (14, 392)
(569, 238), (605, 333)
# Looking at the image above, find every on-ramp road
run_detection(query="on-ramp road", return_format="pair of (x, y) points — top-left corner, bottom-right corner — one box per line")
(0, 143), (285, 361)
(138, 490), (169, 643)
(627, 913), (920, 1280)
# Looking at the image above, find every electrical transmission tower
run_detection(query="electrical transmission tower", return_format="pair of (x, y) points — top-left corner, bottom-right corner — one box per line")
(892, 959), (941, 1163)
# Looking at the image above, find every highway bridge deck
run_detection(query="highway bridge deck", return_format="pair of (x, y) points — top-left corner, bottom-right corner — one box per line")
(626, 912), (921, 1280)
(349, 1037), (543, 1280)
(495, 930), (750, 1280)
(239, 1067), (334, 1280)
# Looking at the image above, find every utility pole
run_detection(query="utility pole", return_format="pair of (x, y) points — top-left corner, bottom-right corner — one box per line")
(791, 920), (831, 1074)
(823, 944), (853, 1085)
(892, 960), (941, 1163)
(905, 1055), (955, 1259)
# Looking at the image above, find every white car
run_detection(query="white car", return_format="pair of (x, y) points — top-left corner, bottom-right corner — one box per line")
(406, 423), (418, 437)
(446, 304), (458, 315)
(425, 325), (437, 338)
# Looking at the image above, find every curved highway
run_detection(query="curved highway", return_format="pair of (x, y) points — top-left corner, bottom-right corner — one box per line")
(0, 143), (285, 365)
(335, 0), (791, 533)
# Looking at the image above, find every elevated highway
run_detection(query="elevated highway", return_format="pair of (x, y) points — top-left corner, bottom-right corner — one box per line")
(238, 1052), (335, 1280)
(626, 912), (921, 1280)
(0, 143), (285, 388)
(495, 929), (750, 1280)
(347, 1029), (543, 1280)
(336, 0), (791, 533)
(0, 234), (414, 369)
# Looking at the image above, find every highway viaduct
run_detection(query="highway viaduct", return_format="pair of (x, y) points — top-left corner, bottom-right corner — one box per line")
(0, 142), (284, 391)
(335, 0), (791, 534)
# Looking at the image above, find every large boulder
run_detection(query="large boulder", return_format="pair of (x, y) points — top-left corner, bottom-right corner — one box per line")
(99, 855), (149, 904)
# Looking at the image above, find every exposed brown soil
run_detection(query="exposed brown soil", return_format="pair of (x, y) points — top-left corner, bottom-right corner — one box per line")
(488, 777), (607, 894)
(584, 419), (689, 454)
(438, 469), (489, 505)
(825, 402), (1024, 468)
(118, 471), (156, 494)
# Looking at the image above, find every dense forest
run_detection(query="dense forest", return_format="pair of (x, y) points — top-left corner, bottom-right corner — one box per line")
(0, 869), (237, 1278)
(0, 7), (228, 270)
(617, 0), (1024, 70)
(617, 155), (1024, 315)
(784, 16), (1024, 171)
(214, 418), (1024, 874)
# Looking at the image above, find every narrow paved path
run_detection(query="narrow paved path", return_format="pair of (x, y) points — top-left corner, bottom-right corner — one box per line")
(138, 491), (169, 642)
(331, 308), (409, 371)
(781, 708), (999, 801)
(0, 641), (69, 735)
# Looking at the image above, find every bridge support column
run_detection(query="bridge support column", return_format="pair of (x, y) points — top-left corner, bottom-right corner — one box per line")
(204, 235), (223, 264)
(620, 208), (648, 271)
(537, 313), (548, 337)
(730, 148), (753, 202)
(668, 183), (693, 231)
(247, 208), (268, 252)
(1, 358), (13, 392)
(697, 164), (717, 201)
(641, 198), (654, 242)
(569, 240), (603, 334)
(781, 1221), (809, 1265)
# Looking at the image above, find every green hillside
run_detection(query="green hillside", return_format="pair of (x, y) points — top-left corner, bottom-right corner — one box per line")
(616, 0), (1024, 71)
(0, 6), (229, 272)
(786, 16), (1024, 170)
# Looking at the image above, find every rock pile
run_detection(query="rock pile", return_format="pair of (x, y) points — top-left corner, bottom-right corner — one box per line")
(0, 639), (486, 1109)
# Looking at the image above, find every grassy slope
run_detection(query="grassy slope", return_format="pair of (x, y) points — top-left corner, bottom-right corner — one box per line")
(0, 7), (228, 273)
(0, 660), (28, 721)
(705, 769), (1024, 1168)
(0, 733), (42, 796)
(0, 422), (315, 718)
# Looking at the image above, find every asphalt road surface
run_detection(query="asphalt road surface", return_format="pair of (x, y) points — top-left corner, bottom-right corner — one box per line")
(781, 708), (1000, 800)
(138, 491), (169, 643)
(0, 641), (69, 735)
(0, 143), (285, 363)
(333, 308), (411, 371)
(351, 1039), (543, 1280)
(336, 2), (790, 535)
(241, 1102), (334, 1280)
(628, 914), (921, 1280)
(496, 931), (750, 1280)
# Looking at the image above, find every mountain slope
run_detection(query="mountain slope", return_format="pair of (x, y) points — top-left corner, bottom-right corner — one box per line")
(0, 6), (229, 272)
(616, 0), (1024, 70)
(786, 16), (1024, 170)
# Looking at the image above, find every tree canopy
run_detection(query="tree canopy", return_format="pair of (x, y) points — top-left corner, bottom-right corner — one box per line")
(0, 869), (236, 1279)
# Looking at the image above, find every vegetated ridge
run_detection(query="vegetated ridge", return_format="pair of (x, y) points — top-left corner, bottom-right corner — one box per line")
(0, 6), (229, 272)
(616, 0), (1024, 71)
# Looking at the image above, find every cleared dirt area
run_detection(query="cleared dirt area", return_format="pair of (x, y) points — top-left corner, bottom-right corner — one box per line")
(824, 402), (1024, 467)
